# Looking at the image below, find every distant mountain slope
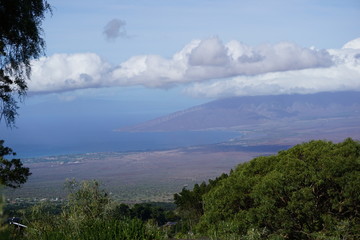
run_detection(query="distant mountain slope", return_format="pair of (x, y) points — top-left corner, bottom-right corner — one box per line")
(118, 91), (360, 132)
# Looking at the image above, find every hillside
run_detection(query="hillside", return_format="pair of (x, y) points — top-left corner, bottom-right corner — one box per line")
(118, 91), (360, 132)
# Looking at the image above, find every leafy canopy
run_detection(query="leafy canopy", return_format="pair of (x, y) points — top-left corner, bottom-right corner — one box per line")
(186, 138), (360, 239)
(0, 0), (51, 126)
(174, 173), (228, 224)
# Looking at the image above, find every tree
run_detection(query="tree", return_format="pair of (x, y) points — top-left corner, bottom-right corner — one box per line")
(173, 173), (228, 232)
(0, 0), (51, 127)
(0, 2), (50, 236)
(63, 179), (111, 220)
(0, 140), (31, 237)
(0, 140), (30, 188)
(22, 181), (166, 240)
(0, 0), (51, 190)
(196, 138), (360, 239)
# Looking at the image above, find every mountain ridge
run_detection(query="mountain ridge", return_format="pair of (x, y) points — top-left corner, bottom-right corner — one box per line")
(118, 91), (360, 132)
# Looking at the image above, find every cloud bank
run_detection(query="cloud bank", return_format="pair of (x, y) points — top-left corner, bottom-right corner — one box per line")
(28, 37), (360, 97)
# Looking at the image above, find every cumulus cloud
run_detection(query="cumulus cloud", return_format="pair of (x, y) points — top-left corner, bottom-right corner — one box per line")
(29, 53), (112, 92)
(185, 39), (360, 98)
(103, 19), (128, 40)
(342, 38), (360, 49)
(28, 37), (360, 97)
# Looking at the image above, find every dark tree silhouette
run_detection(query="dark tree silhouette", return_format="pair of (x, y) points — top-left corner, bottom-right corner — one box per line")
(0, 140), (30, 188)
(0, 0), (51, 127)
(0, 0), (51, 189)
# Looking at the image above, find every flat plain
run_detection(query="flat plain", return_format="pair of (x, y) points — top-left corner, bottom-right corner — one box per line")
(7, 145), (270, 202)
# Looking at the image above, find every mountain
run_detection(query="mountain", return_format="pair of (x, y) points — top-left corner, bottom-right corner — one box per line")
(118, 91), (360, 133)
(10, 92), (359, 201)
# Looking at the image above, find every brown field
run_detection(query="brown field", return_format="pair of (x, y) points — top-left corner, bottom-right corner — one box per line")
(6, 147), (266, 203)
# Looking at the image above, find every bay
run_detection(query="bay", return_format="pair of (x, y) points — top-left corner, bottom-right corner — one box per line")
(10, 130), (241, 158)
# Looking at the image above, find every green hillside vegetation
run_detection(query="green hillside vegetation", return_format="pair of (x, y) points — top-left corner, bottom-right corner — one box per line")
(1, 179), (176, 239)
(175, 138), (360, 239)
(1, 138), (359, 239)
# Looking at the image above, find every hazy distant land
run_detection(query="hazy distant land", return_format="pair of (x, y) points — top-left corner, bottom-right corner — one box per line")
(118, 91), (360, 133)
(5, 91), (360, 202)
(6, 144), (280, 202)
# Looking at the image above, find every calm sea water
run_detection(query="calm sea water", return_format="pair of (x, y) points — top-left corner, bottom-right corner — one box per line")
(11, 130), (241, 158)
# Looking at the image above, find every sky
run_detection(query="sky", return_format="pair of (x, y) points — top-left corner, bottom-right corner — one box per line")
(28, 0), (360, 97)
(1, 0), (360, 157)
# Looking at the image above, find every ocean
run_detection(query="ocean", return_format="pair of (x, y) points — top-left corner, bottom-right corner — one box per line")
(6, 129), (241, 158)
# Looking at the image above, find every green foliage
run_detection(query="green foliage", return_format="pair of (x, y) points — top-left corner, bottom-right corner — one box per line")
(131, 203), (167, 225)
(0, 187), (23, 240)
(197, 138), (360, 239)
(25, 217), (165, 240)
(0, 189), (10, 239)
(0, 140), (31, 188)
(111, 202), (178, 227)
(0, 225), (13, 240)
(4, 138), (359, 239)
(0, 0), (51, 126)
(63, 179), (111, 221)
(18, 180), (168, 239)
(112, 203), (132, 220)
(173, 173), (228, 233)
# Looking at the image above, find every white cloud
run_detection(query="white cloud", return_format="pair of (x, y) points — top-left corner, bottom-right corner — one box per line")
(185, 40), (360, 98)
(29, 53), (112, 92)
(342, 38), (360, 49)
(28, 37), (360, 97)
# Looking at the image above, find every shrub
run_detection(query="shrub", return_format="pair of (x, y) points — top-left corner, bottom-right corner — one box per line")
(197, 139), (360, 239)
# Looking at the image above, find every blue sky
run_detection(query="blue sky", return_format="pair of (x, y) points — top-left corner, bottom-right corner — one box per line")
(43, 0), (359, 59)
(1, 0), (360, 157)
(29, 0), (360, 97)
